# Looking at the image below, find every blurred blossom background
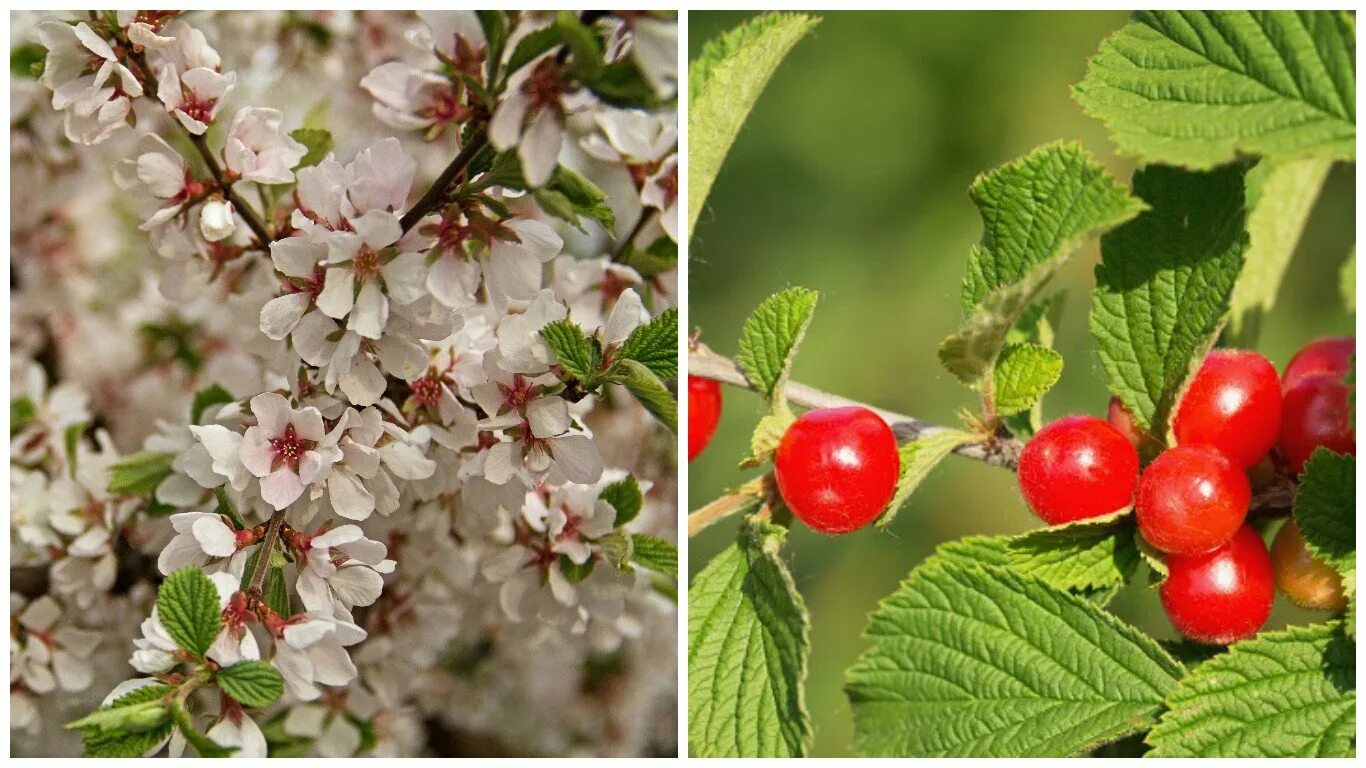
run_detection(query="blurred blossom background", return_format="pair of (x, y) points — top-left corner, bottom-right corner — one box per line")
(688, 10), (1356, 757)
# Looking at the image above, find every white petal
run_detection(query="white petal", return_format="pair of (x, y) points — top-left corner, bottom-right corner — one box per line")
(551, 434), (603, 484)
(191, 516), (237, 557)
(327, 470), (375, 521)
(519, 108), (562, 187)
(259, 293), (311, 340)
(315, 267), (356, 320)
(347, 280), (388, 340)
(259, 468), (305, 510)
(527, 397), (571, 438)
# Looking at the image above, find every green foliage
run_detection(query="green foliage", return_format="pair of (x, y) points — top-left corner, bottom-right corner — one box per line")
(289, 128), (333, 170)
(1075, 10), (1356, 169)
(11, 396), (36, 434)
(599, 475), (643, 526)
(1146, 623), (1355, 757)
(616, 359), (677, 433)
(620, 307), (678, 379)
(631, 533), (678, 577)
(218, 661), (285, 708)
(1295, 449), (1356, 618)
(534, 166), (615, 231)
(11, 42), (45, 78)
(689, 520), (810, 757)
(739, 407), (795, 468)
(1091, 162), (1249, 435)
(190, 383), (235, 424)
(993, 343), (1064, 415)
(540, 320), (602, 381)
(688, 13), (819, 237)
(876, 429), (976, 529)
(846, 560), (1183, 757)
(735, 287), (818, 404)
(108, 452), (176, 496)
(1007, 510), (1139, 601)
(170, 701), (232, 757)
(69, 684), (175, 757)
(156, 567), (223, 659)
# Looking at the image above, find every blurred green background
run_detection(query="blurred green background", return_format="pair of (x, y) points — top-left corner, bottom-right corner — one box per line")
(687, 10), (1357, 758)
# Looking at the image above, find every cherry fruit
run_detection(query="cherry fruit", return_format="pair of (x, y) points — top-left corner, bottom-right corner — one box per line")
(1107, 396), (1158, 453)
(1270, 519), (1347, 612)
(774, 406), (899, 535)
(1282, 336), (1354, 390)
(1136, 445), (1249, 555)
(687, 376), (722, 462)
(1279, 372), (1355, 475)
(1017, 415), (1139, 525)
(1173, 349), (1282, 469)
(1160, 524), (1274, 645)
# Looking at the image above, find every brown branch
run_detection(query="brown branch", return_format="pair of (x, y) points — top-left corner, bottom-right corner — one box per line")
(246, 509), (286, 595)
(398, 127), (488, 234)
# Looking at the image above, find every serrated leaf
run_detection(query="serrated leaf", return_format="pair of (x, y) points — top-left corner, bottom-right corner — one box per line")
(1075, 10), (1356, 169)
(265, 565), (290, 619)
(939, 255), (1067, 386)
(688, 12), (818, 237)
(846, 561), (1183, 757)
(535, 165), (615, 230)
(1091, 162), (1249, 435)
(1294, 449), (1355, 612)
(108, 452), (176, 496)
(67, 684), (174, 734)
(689, 520), (810, 757)
(82, 722), (173, 758)
(599, 531), (633, 571)
(1225, 156), (1333, 346)
(739, 405), (794, 469)
(289, 128), (333, 171)
(621, 235), (677, 277)
(1147, 622), (1355, 757)
(600, 475), (643, 527)
(540, 320), (601, 381)
(924, 535), (1013, 570)
(631, 533), (677, 577)
(190, 384), (234, 424)
(620, 306), (677, 378)
(877, 430), (976, 529)
(157, 567), (223, 659)
(616, 358), (676, 432)
(993, 343), (1064, 416)
(218, 660), (285, 708)
(736, 287), (818, 403)
(1136, 530), (1170, 585)
(1007, 509), (1139, 597)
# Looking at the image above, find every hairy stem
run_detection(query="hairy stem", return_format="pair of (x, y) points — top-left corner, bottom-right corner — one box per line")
(246, 509), (286, 595)
(688, 476), (771, 537)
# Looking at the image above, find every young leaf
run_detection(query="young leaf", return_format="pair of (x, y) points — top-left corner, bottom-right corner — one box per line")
(631, 533), (677, 577)
(108, 452), (176, 496)
(1006, 509), (1139, 597)
(939, 255), (1067, 386)
(67, 684), (174, 734)
(1075, 10), (1356, 169)
(993, 343), (1064, 416)
(534, 165), (615, 231)
(264, 565), (291, 619)
(1225, 156), (1334, 346)
(218, 660), (285, 708)
(739, 406), (795, 469)
(620, 306), (678, 379)
(689, 520), (810, 757)
(190, 383), (234, 424)
(1091, 162), (1249, 435)
(689, 13), (818, 237)
(1146, 622), (1355, 757)
(736, 287), (818, 403)
(599, 475), (643, 526)
(846, 561), (1183, 757)
(289, 128), (333, 170)
(540, 320), (602, 382)
(616, 359), (677, 432)
(876, 429), (977, 529)
(156, 567), (223, 659)
(81, 723), (174, 758)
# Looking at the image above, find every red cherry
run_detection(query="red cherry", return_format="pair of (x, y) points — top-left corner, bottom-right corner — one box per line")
(1282, 336), (1355, 390)
(1160, 524), (1274, 645)
(774, 406), (899, 534)
(687, 376), (722, 462)
(1173, 349), (1282, 469)
(1136, 445), (1249, 555)
(1271, 519), (1347, 612)
(1017, 415), (1139, 525)
(1279, 372), (1355, 474)
(1107, 396), (1157, 453)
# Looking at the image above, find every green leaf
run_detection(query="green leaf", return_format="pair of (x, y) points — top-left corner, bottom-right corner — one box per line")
(11, 42), (45, 78)
(993, 343), (1064, 416)
(939, 256), (1068, 386)
(925, 535), (1013, 570)
(960, 142), (1147, 311)
(1342, 247), (1356, 313)
(631, 533), (677, 577)
(1006, 509), (1139, 598)
(621, 236), (677, 277)
(599, 531), (633, 571)
(591, 58), (665, 109)
(739, 406), (795, 469)
(82, 722), (174, 758)
(736, 287), (818, 403)
(190, 384), (234, 424)
(688, 12), (818, 237)
(541, 319), (601, 382)
(289, 128), (333, 170)
(504, 25), (559, 76)
(552, 10), (603, 83)
(218, 660), (285, 708)
(67, 684), (174, 734)
(1294, 449), (1356, 612)
(1091, 162), (1249, 435)
(215, 487), (246, 531)
(64, 421), (86, 476)
(877, 429), (976, 529)
(1146, 623), (1355, 757)
(616, 358), (677, 433)
(157, 567), (223, 659)
(1225, 156), (1334, 346)
(535, 165), (615, 230)
(559, 553), (595, 583)
(1075, 10), (1356, 169)
(620, 306), (677, 379)
(599, 475), (643, 526)
(11, 396), (36, 435)
(846, 561), (1183, 757)
(108, 452), (176, 496)
(689, 520), (810, 757)
(265, 565), (291, 619)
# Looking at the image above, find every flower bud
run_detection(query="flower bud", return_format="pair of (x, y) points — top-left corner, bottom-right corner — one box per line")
(199, 199), (236, 242)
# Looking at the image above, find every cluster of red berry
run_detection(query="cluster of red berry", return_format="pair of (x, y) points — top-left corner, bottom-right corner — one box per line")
(1018, 337), (1354, 644)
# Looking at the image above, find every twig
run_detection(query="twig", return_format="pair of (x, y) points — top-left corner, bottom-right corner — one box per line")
(611, 208), (655, 262)
(398, 128), (489, 234)
(688, 476), (771, 537)
(246, 509), (286, 594)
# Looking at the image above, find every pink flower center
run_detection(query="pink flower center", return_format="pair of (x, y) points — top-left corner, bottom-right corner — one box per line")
(523, 59), (565, 112)
(409, 373), (443, 409)
(500, 374), (537, 411)
(269, 423), (316, 473)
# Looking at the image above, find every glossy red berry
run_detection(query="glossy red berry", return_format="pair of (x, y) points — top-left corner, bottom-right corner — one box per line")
(687, 376), (723, 462)
(1172, 349), (1282, 469)
(1160, 524), (1274, 645)
(1282, 336), (1355, 390)
(1107, 396), (1157, 453)
(1279, 371), (1355, 475)
(1136, 445), (1249, 555)
(774, 406), (899, 534)
(1271, 519), (1347, 612)
(1017, 415), (1139, 525)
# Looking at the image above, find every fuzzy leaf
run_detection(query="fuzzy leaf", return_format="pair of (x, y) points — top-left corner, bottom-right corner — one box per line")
(620, 306), (678, 379)
(535, 165), (615, 231)
(68, 685), (174, 734)
(218, 660), (285, 708)
(541, 320), (601, 381)
(631, 534), (677, 577)
(617, 359), (677, 432)
(688, 13), (818, 237)
(736, 287), (818, 403)
(1007, 510), (1139, 597)
(877, 430), (976, 529)
(1075, 11), (1355, 169)
(993, 343), (1064, 416)
(108, 452), (176, 496)
(740, 406), (795, 469)
(156, 567), (223, 659)
(289, 128), (333, 171)
(846, 561), (1183, 757)
(689, 521), (810, 757)
(1146, 623), (1355, 757)
(600, 475), (643, 527)
(1091, 162), (1249, 434)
